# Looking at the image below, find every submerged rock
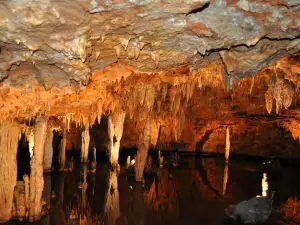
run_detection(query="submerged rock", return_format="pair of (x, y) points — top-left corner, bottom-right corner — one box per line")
(225, 192), (275, 224)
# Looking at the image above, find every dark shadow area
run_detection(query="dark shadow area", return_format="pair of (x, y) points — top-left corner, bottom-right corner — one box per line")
(186, 2), (210, 15)
(17, 134), (30, 181)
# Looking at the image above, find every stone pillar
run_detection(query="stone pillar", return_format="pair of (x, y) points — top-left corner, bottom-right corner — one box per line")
(43, 128), (54, 172)
(81, 127), (90, 163)
(104, 168), (120, 225)
(135, 117), (150, 182)
(107, 111), (125, 167)
(0, 122), (20, 223)
(29, 118), (47, 222)
(59, 127), (66, 171)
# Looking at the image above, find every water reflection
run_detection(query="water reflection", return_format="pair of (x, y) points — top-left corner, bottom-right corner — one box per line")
(104, 169), (120, 225)
(6, 157), (300, 225)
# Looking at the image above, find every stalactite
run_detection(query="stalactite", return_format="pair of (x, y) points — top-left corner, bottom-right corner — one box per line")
(265, 72), (295, 114)
(135, 117), (150, 181)
(27, 128), (34, 158)
(249, 76), (255, 95)
(0, 122), (20, 223)
(29, 118), (47, 222)
(107, 110), (125, 167)
(173, 108), (185, 141)
(104, 169), (120, 225)
(150, 119), (160, 146)
(59, 126), (67, 171)
(225, 127), (230, 162)
(265, 89), (273, 114)
(81, 127), (90, 163)
(43, 128), (54, 172)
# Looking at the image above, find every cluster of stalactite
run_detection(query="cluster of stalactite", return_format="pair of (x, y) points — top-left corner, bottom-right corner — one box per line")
(265, 68), (295, 114)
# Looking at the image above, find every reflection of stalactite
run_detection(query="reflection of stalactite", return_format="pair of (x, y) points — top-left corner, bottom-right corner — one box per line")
(59, 126), (67, 170)
(0, 122), (20, 223)
(89, 147), (97, 173)
(42, 174), (51, 225)
(81, 127), (90, 163)
(29, 118), (47, 222)
(108, 111), (125, 167)
(225, 127), (230, 162)
(135, 117), (150, 181)
(81, 165), (88, 210)
(104, 169), (120, 225)
(222, 163), (229, 196)
(43, 128), (54, 172)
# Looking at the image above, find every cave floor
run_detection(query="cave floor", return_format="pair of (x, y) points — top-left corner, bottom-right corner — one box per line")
(6, 156), (300, 225)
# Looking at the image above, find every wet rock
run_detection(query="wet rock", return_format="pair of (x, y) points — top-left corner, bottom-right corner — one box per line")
(225, 192), (275, 224)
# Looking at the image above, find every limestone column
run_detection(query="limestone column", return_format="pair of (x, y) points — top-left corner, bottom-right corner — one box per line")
(135, 117), (150, 182)
(43, 128), (54, 172)
(107, 111), (125, 167)
(29, 118), (47, 222)
(0, 122), (20, 223)
(59, 127), (66, 171)
(81, 127), (90, 163)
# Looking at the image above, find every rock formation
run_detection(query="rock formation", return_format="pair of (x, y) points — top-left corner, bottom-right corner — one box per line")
(0, 0), (299, 221)
(107, 110), (125, 167)
(43, 128), (54, 172)
(0, 123), (20, 223)
(28, 118), (47, 221)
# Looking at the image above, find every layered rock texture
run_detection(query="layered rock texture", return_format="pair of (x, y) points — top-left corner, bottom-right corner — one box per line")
(0, 0), (299, 157)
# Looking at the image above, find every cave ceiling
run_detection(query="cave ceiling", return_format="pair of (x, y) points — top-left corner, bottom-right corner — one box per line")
(0, 0), (299, 131)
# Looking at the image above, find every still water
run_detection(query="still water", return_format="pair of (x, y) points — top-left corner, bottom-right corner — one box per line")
(7, 156), (300, 225)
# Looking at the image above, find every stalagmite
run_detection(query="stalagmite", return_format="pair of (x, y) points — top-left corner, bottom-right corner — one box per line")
(262, 173), (269, 197)
(43, 128), (54, 172)
(29, 118), (47, 222)
(104, 169), (120, 225)
(107, 111), (126, 167)
(59, 127), (67, 170)
(225, 127), (230, 162)
(135, 117), (150, 182)
(81, 127), (90, 163)
(23, 175), (29, 213)
(0, 122), (20, 223)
